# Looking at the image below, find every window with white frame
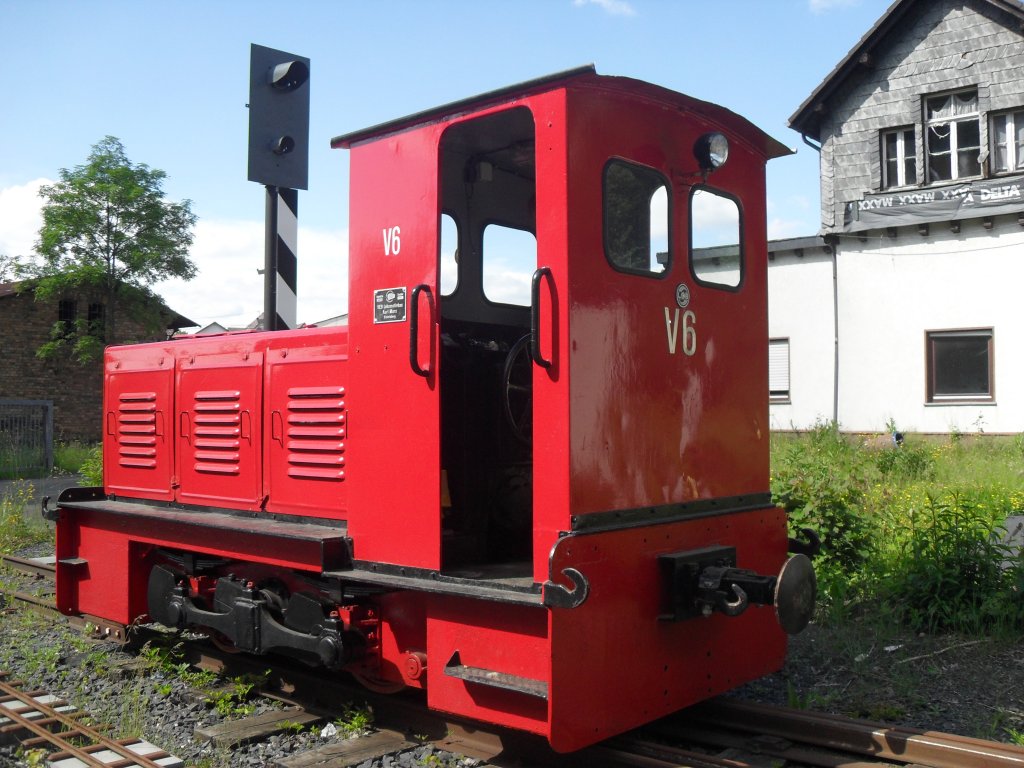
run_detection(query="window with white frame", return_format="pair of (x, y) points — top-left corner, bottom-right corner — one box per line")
(881, 128), (917, 188)
(990, 110), (1024, 174)
(768, 338), (790, 402)
(926, 329), (993, 403)
(925, 90), (981, 182)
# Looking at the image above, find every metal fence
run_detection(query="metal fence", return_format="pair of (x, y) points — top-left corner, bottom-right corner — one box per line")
(0, 399), (54, 478)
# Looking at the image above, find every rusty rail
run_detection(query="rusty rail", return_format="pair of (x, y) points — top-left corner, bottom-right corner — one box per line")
(0, 554), (56, 579)
(0, 672), (180, 767)
(649, 698), (1024, 768)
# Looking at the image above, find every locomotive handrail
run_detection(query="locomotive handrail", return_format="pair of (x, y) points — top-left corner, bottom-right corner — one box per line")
(409, 284), (433, 378)
(530, 267), (553, 369)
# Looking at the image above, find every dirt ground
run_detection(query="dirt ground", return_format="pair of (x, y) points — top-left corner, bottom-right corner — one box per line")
(737, 620), (1024, 742)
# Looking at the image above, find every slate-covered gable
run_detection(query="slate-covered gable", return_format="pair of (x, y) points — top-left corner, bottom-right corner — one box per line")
(791, 0), (1024, 232)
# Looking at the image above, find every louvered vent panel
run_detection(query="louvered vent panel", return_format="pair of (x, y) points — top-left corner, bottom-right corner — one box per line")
(193, 390), (242, 475)
(286, 386), (346, 481)
(118, 392), (157, 468)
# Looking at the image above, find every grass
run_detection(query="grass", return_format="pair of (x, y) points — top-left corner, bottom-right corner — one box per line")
(1, 439), (101, 480)
(773, 422), (1024, 634)
(54, 441), (98, 474)
(0, 442), (46, 480)
(0, 482), (51, 555)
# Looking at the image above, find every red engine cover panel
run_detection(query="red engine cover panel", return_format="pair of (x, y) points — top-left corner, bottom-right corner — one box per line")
(104, 352), (175, 501)
(263, 343), (348, 519)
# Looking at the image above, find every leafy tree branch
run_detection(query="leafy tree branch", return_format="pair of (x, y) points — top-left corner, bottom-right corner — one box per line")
(17, 136), (197, 362)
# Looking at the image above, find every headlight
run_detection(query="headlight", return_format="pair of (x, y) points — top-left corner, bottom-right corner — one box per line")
(694, 132), (729, 172)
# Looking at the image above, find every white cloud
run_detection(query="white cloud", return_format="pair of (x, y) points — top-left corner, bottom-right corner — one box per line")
(0, 178), (49, 258)
(573, 0), (637, 17)
(808, 0), (860, 13)
(768, 216), (815, 240)
(767, 194), (819, 239)
(158, 219), (348, 330)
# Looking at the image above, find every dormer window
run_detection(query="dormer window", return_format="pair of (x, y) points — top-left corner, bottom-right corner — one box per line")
(990, 109), (1024, 174)
(881, 127), (917, 188)
(925, 90), (980, 182)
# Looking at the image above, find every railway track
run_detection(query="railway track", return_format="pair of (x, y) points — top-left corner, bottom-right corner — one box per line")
(4, 554), (1024, 768)
(0, 672), (182, 767)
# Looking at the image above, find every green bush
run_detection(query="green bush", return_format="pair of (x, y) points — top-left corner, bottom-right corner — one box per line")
(772, 425), (1024, 634)
(79, 444), (103, 487)
(874, 439), (935, 481)
(772, 422), (874, 581)
(0, 483), (51, 554)
(876, 492), (1024, 633)
(54, 441), (98, 474)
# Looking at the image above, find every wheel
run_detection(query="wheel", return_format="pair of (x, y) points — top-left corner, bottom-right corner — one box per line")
(502, 334), (533, 444)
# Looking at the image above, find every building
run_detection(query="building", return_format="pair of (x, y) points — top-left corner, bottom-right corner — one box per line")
(775, 0), (1024, 433)
(0, 280), (195, 442)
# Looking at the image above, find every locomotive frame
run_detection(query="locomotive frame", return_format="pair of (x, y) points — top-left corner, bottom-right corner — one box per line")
(52, 66), (815, 752)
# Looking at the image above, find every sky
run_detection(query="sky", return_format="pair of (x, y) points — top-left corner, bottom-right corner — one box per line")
(0, 0), (895, 329)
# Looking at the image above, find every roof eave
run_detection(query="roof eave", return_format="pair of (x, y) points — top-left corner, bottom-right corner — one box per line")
(789, 0), (1024, 140)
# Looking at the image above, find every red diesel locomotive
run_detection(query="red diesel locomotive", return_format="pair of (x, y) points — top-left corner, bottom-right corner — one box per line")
(52, 67), (816, 752)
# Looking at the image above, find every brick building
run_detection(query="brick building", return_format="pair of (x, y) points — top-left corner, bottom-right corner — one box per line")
(0, 281), (195, 442)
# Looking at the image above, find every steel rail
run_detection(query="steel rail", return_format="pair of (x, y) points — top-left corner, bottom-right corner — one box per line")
(1, 554), (56, 579)
(594, 737), (759, 767)
(680, 699), (1024, 768)
(6, 590), (57, 611)
(0, 673), (171, 768)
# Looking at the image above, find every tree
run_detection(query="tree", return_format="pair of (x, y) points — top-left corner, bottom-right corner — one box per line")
(19, 136), (197, 362)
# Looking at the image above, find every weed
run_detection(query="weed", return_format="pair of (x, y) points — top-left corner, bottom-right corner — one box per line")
(865, 702), (907, 721)
(139, 640), (219, 688)
(877, 493), (1023, 633)
(0, 482), (51, 554)
(874, 439), (935, 481)
(208, 685), (256, 717)
(771, 421), (875, 609)
(22, 644), (60, 675)
(18, 748), (48, 767)
(1007, 728), (1024, 746)
(335, 702), (374, 736)
(78, 443), (103, 486)
(279, 719), (307, 733)
(53, 441), (98, 474)
(785, 680), (810, 709)
(110, 676), (151, 737)
(772, 427), (1024, 634)
(206, 674), (264, 717)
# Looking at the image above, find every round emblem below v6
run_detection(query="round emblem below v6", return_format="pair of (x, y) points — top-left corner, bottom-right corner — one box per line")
(675, 283), (690, 309)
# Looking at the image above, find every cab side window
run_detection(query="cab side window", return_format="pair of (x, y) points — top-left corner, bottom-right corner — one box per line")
(690, 186), (742, 289)
(604, 160), (670, 276)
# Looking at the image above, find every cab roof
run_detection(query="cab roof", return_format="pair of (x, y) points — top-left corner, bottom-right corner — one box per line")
(330, 65), (791, 161)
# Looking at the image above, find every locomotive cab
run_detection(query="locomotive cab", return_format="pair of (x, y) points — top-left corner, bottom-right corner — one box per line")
(54, 66), (815, 753)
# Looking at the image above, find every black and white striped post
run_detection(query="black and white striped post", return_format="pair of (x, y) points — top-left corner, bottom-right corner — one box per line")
(264, 186), (298, 330)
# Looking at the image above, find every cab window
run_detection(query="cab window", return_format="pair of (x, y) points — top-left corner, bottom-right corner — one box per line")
(482, 223), (536, 306)
(690, 186), (742, 289)
(603, 160), (670, 276)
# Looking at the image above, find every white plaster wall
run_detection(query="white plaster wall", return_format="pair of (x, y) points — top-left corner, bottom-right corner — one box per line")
(767, 252), (837, 430)
(835, 215), (1024, 433)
